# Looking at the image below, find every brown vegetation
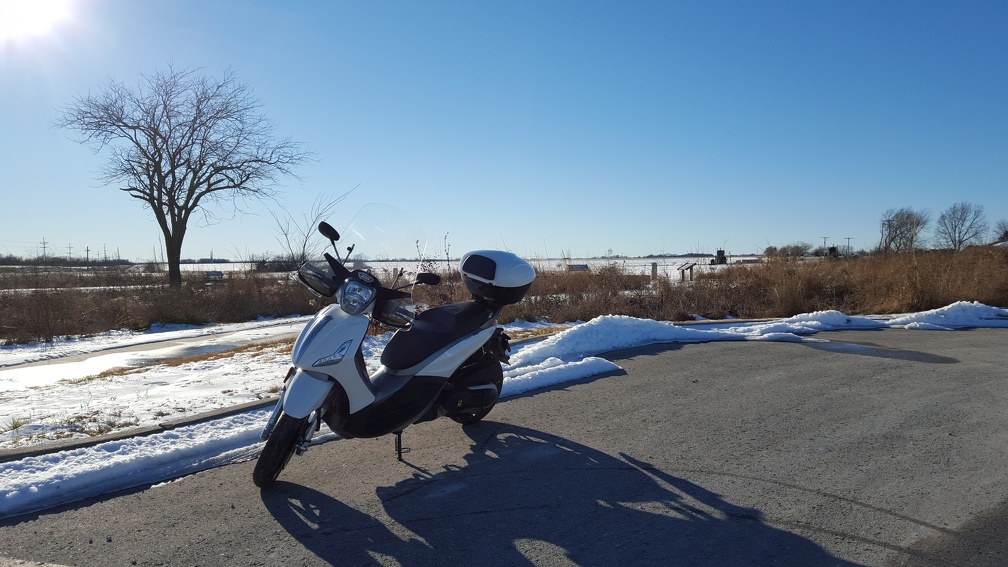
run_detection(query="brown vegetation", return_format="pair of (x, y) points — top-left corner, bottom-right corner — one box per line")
(0, 270), (315, 345)
(494, 247), (1008, 323)
(2, 247), (1006, 345)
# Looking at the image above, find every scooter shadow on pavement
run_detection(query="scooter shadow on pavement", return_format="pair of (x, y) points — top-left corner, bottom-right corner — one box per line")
(262, 421), (865, 566)
(260, 480), (430, 565)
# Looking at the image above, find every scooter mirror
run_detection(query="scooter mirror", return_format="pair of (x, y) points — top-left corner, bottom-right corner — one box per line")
(318, 221), (340, 242)
(416, 272), (441, 286)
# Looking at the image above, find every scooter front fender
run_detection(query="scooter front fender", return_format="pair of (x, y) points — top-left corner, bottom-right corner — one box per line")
(281, 369), (335, 419)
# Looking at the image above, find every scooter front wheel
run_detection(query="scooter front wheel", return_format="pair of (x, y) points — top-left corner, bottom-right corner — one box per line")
(253, 413), (308, 488)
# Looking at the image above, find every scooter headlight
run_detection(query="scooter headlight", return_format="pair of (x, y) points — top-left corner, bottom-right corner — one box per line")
(338, 279), (376, 315)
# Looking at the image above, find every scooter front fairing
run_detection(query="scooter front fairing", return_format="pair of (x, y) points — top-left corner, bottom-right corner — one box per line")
(285, 304), (375, 416)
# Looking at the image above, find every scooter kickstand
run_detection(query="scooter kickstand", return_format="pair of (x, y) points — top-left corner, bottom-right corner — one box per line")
(394, 431), (410, 461)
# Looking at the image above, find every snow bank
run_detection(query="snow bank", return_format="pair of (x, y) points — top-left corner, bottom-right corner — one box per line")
(1, 302), (1006, 519)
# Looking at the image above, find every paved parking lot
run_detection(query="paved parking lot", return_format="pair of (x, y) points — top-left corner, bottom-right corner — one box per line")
(1, 328), (1006, 566)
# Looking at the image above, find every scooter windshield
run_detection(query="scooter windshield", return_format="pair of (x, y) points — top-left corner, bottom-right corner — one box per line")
(333, 203), (429, 325)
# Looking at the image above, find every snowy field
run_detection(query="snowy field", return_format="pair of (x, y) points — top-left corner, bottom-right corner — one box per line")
(1, 301), (1007, 519)
(411, 255), (764, 277)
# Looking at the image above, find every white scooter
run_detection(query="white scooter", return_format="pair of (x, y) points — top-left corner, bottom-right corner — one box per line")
(253, 206), (535, 488)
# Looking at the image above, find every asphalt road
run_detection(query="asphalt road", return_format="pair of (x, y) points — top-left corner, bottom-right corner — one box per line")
(0, 327), (1006, 566)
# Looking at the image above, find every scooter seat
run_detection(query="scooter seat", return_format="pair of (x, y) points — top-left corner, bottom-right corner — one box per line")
(380, 301), (496, 371)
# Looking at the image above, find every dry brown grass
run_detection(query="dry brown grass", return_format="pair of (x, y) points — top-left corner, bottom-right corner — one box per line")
(693, 247), (1008, 318)
(0, 271), (317, 345)
(505, 247), (1008, 323)
(2, 247), (1005, 344)
(58, 338), (296, 386)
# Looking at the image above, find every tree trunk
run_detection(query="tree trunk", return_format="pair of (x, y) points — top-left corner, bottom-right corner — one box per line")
(166, 236), (184, 287)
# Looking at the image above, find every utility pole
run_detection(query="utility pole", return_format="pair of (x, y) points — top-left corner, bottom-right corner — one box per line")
(821, 236), (828, 250)
(845, 237), (853, 257)
(40, 238), (48, 259)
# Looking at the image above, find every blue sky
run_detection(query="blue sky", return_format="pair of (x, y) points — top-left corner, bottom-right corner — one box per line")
(1, 1), (1005, 262)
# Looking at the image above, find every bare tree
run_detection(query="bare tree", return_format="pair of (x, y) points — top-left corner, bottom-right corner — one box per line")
(994, 219), (1008, 243)
(933, 202), (989, 251)
(878, 207), (931, 253)
(58, 66), (307, 286)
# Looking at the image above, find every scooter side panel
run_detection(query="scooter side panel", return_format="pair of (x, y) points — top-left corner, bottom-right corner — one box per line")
(341, 374), (448, 438)
(416, 326), (497, 377)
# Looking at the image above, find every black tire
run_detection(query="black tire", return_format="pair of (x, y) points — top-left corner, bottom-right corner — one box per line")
(450, 371), (503, 426)
(253, 413), (309, 488)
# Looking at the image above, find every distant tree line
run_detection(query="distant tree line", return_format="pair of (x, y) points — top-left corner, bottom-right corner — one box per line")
(0, 254), (132, 268)
(766, 202), (1008, 258)
(0, 254), (234, 268)
(763, 243), (816, 259)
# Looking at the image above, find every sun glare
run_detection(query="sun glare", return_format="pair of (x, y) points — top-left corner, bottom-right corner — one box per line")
(0, 0), (72, 44)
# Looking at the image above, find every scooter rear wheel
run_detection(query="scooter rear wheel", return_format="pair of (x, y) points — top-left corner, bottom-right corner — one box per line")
(253, 413), (308, 488)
